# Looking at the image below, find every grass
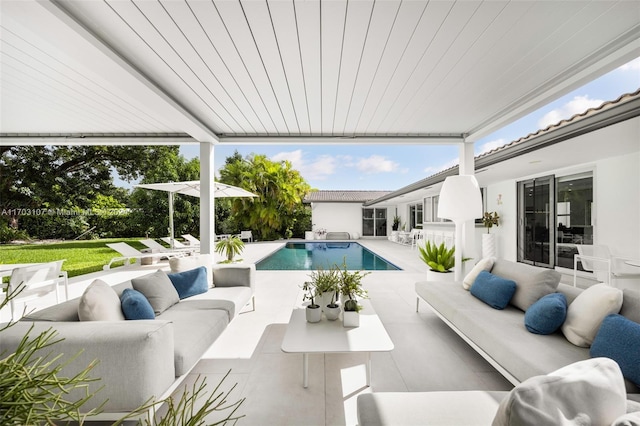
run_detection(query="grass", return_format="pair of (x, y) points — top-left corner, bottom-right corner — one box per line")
(0, 238), (151, 278)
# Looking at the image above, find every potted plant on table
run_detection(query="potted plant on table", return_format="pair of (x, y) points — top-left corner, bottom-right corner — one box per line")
(308, 265), (341, 320)
(301, 280), (322, 323)
(482, 211), (500, 258)
(338, 260), (370, 327)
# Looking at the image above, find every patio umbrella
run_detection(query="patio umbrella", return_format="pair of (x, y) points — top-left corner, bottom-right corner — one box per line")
(135, 181), (257, 247)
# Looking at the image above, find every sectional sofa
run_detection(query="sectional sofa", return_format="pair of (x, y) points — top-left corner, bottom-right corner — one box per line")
(0, 255), (254, 420)
(358, 258), (640, 425)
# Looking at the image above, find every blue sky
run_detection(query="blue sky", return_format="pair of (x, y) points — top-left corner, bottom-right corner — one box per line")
(155, 57), (640, 191)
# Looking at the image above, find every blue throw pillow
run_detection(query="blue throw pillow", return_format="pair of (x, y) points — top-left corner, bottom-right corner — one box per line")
(590, 314), (640, 387)
(470, 270), (516, 310)
(120, 288), (155, 320)
(524, 293), (567, 334)
(167, 266), (209, 299)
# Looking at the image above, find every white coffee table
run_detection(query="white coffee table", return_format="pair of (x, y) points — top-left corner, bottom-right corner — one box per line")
(281, 299), (394, 388)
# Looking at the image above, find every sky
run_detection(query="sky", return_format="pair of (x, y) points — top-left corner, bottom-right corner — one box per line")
(136, 56), (640, 192)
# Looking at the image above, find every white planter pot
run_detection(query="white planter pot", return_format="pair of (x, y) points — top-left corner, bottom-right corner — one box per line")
(426, 269), (455, 282)
(318, 292), (337, 312)
(343, 310), (360, 327)
(325, 305), (341, 321)
(482, 233), (497, 258)
(306, 306), (322, 323)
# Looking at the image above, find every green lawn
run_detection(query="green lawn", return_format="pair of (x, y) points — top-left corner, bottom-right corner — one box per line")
(0, 238), (150, 278)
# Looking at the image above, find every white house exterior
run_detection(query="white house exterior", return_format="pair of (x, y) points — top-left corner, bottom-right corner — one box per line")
(313, 91), (640, 287)
(304, 191), (391, 239)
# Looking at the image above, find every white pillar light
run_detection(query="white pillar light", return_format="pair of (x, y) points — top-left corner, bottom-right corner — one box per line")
(438, 175), (483, 280)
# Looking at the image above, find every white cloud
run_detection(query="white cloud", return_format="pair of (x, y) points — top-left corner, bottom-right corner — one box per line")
(423, 158), (459, 175)
(537, 95), (603, 129)
(476, 138), (507, 156)
(619, 57), (640, 72)
(271, 150), (336, 181)
(355, 155), (399, 174)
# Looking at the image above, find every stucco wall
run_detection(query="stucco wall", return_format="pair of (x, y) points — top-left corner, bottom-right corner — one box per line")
(310, 203), (365, 238)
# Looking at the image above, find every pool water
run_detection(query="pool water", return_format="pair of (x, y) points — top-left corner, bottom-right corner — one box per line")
(256, 242), (401, 271)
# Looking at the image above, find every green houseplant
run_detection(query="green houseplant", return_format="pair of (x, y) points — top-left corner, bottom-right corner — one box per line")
(482, 212), (500, 233)
(338, 260), (370, 327)
(418, 241), (455, 273)
(308, 265), (341, 320)
(215, 236), (245, 263)
(392, 216), (400, 231)
(301, 280), (321, 323)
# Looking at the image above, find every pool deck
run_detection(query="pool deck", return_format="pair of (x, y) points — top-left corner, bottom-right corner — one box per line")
(1, 239), (513, 425)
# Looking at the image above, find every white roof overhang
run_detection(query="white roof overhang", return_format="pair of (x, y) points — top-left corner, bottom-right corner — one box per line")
(1, 0), (639, 145)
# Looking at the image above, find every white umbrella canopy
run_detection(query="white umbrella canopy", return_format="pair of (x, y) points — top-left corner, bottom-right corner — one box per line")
(135, 181), (257, 246)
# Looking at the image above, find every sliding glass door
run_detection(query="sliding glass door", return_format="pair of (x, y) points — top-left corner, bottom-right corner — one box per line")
(362, 208), (387, 237)
(518, 176), (555, 268)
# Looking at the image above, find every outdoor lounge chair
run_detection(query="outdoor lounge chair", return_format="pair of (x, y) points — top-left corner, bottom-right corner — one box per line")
(140, 238), (196, 254)
(181, 234), (201, 247)
(159, 237), (193, 250)
(104, 242), (186, 270)
(7, 260), (68, 320)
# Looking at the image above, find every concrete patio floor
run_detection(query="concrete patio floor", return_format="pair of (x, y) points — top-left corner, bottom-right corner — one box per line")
(2, 239), (514, 425)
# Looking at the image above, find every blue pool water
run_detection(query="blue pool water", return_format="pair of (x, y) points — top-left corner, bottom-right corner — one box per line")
(256, 242), (401, 271)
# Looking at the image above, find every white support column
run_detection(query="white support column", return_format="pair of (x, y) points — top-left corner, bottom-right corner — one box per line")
(200, 142), (215, 255)
(459, 142), (478, 277)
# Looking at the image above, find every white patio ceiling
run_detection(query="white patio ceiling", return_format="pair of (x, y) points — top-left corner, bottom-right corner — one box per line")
(1, 0), (639, 146)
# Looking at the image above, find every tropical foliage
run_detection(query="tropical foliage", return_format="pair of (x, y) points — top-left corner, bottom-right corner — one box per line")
(218, 152), (312, 240)
(214, 236), (245, 263)
(418, 241), (456, 272)
(482, 211), (500, 233)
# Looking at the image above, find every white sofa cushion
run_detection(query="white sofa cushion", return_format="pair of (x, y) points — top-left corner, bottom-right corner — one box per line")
(492, 357), (627, 426)
(170, 254), (214, 287)
(463, 257), (495, 290)
(78, 279), (125, 321)
(561, 283), (623, 347)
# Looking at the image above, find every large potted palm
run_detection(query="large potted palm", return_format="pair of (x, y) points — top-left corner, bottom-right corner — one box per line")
(215, 236), (245, 263)
(482, 211), (500, 258)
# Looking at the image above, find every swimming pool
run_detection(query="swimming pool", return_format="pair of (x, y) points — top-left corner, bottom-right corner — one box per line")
(256, 242), (401, 271)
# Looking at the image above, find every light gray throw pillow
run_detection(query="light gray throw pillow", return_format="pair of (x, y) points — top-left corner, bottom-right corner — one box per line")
(492, 357), (627, 426)
(78, 279), (125, 321)
(131, 270), (180, 315)
(491, 259), (561, 311)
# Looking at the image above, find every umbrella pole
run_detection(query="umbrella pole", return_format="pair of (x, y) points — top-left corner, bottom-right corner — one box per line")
(169, 192), (174, 249)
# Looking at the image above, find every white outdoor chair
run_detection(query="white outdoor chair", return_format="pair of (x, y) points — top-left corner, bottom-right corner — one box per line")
(8, 260), (68, 320)
(181, 234), (201, 247)
(573, 244), (640, 286)
(238, 230), (253, 243)
(104, 242), (187, 270)
(411, 229), (425, 250)
(160, 237), (192, 250)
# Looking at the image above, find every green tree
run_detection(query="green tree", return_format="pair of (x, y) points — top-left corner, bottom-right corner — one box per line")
(0, 146), (180, 239)
(218, 152), (311, 240)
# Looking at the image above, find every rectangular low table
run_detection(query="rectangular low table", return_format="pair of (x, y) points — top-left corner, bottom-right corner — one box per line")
(281, 299), (394, 388)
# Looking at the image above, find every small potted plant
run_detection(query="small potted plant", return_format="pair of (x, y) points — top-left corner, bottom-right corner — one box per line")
(215, 235), (245, 263)
(301, 280), (321, 323)
(308, 265), (341, 319)
(482, 211), (500, 258)
(392, 215), (400, 231)
(338, 260), (370, 327)
(418, 241), (459, 281)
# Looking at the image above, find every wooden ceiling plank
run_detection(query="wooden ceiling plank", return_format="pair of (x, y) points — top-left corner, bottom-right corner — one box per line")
(294, 0), (321, 134)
